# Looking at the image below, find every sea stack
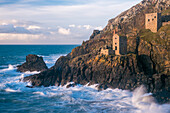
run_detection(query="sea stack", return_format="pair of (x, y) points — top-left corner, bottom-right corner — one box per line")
(17, 54), (48, 72)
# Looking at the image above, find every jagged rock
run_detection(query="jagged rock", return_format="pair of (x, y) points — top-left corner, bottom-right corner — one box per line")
(17, 54), (48, 72)
(90, 30), (101, 40)
(23, 0), (170, 104)
(103, 0), (169, 34)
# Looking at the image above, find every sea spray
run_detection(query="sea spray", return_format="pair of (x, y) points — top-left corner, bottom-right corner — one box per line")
(0, 64), (15, 72)
(0, 64), (169, 113)
(132, 85), (170, 113)
(0, 45), (169, 113)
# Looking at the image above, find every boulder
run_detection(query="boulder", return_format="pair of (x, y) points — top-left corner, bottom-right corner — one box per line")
(17, 54), (48, 72)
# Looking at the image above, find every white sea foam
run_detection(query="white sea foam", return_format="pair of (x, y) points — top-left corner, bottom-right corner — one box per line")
(132, 85), (170, 113)
(0, 54), (169, 112)
(33, 91), (45, 96)
(0, 64), (16, 72)
(30, 84), (169, 113)
(8, 64), (14, 69)
(0, 71), (170, 113)
(5, 88), (20, 92)
(24, 71), (40, 75)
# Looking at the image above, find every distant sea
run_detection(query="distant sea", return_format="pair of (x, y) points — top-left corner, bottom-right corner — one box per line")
(0, 45), (169, 113)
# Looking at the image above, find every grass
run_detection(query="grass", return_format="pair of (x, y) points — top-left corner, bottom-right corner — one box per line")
(161, 8), (170, 16)
(139, 28), (165, 45)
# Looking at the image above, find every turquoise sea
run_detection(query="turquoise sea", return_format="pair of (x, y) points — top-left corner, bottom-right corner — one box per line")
(0, 45), (169, 113)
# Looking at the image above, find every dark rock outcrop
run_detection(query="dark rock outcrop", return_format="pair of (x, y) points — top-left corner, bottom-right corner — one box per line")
(17, 54), (48, 72)
(90, 30), (101, 40)
(23, 0), (170, 104)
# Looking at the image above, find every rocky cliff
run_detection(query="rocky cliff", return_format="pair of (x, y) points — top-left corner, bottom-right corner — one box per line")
(23, 0), (170, 103)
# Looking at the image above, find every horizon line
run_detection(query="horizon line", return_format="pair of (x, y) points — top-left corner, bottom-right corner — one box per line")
(0, 44), (81, 45)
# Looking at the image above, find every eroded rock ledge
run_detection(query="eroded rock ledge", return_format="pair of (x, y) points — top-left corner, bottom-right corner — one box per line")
(23, 53), (169, 103)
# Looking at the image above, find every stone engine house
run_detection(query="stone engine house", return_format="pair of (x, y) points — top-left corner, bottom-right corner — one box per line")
(145, 13), (162, 33)
(113, 34), (127, 55)
(100, 31), (127, 56)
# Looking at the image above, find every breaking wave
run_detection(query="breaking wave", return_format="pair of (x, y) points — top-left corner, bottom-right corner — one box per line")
(0, 54), (169, 113)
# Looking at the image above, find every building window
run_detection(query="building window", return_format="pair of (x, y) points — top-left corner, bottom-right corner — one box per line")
(115, 43), (117, 45)
(115, 46), (117, 50)
(152, 18), (154, 21)
(115, 37), (117, 39)
(148, 19), (150, 22)
(154, 16), (156, 18)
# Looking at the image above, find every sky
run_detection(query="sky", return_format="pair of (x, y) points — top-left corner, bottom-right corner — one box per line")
(0, 0), (142, 45)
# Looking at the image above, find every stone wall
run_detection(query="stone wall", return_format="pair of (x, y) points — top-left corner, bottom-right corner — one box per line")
(113, 34), (120, 55)
(145, 13), (162, 33)
(162, 21), (170, 26)
(119, 36), (127, 55)
(113, 34), (127, 55)
(100, 48), (114, 55)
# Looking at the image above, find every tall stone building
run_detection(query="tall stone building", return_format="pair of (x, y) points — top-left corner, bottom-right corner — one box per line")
(145, 13), (162, 33)
(113, 32), (127, 55)
(100, 31), (127, 56)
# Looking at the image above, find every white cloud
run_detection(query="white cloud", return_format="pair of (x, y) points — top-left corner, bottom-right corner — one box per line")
(27, 25), (41, 30)
(58, 27), (71, 35)
(77, 25), (82, 28)
(71, 24), (103, 30)
(0, 33), (41, 41)
(1, 23), (8, 25)
(0, 24), (31, 34)
(83, 25), (92, 30)
(69, 24), (76, 28)
(95, 26), (103, 30)
(0, 0), (141, 44)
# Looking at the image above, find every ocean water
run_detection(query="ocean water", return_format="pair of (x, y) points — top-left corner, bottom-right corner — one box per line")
(0, 45), (169, 113)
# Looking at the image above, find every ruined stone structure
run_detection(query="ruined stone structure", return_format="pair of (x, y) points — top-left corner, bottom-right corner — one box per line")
(101, 31), (127, 56)
(162, 15), (170, 26)
(145, 13), (162, 33)
(113, 33), (127, 55)
(100, 48), (114, 55)
(162, 21), (170, 26)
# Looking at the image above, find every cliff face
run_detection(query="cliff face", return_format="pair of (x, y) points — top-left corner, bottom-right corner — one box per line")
(23, 0), (170, 103)
(103, 0), (170, 34)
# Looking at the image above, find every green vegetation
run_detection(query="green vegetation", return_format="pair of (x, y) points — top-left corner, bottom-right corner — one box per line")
(139, 26), (169, 45)
(139, 29), (158, 43)
(162, 8), (170, 15)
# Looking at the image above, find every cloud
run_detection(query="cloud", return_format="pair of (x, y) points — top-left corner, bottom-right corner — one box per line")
(77, 25), (82, 28)
(95, 26), (103, 30)
(83, 25), (92, 30)
(0, 0), (141, 44)
(0, 24), (31, 34)
(27, 25), (41, 30)
(0, 0), (141, 27)
(58, 27), (71, 35)
(0, 33), (41, 41)
(70, 24), (103, 30)
(69, 24), (76, 28)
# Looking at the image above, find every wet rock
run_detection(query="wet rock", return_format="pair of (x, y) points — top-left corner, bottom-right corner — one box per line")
(17, 54), (48, 72)
(23, 0), (170, 104)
